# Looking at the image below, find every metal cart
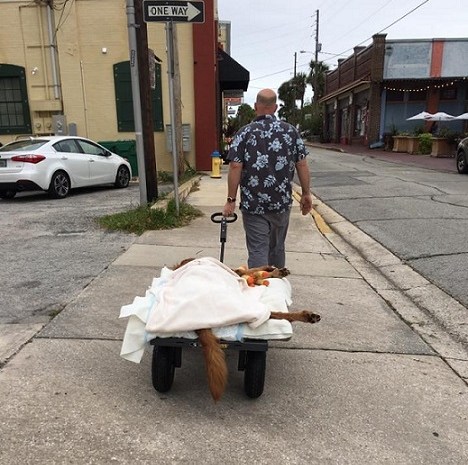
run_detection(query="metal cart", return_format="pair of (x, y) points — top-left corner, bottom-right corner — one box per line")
(150, 212), (269, 398)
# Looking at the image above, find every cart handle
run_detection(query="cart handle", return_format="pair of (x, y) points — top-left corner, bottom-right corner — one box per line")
(210, 212), (238, 223)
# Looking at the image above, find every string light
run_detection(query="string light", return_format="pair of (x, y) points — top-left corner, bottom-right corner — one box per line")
(383, 77), (467, 92)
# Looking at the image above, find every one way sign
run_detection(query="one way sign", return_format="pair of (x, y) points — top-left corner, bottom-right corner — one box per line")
(143, 0), (205, 23)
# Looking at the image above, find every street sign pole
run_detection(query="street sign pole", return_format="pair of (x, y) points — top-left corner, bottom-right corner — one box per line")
(166, 20), (180, 216)
(142, 1), (205, 214)
(126, 0), (147, 205)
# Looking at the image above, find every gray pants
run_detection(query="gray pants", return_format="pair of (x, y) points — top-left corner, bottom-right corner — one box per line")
(242, 210), (291, 268)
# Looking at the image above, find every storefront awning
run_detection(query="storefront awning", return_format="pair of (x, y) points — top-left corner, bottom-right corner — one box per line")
(218, 49), (249, 92)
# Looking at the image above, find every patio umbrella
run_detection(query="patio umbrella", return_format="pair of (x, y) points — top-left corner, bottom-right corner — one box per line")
(406, 111), (433, 121)
(425, 111), (455, 121)
(455, 112), (468, 120)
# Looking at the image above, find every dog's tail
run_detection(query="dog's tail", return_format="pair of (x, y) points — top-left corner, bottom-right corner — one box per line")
(196, 328), (228, 402)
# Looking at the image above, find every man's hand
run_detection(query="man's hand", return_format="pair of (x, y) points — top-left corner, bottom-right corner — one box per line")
(222, 202), (236, 217)
(300, 193), (313, 215)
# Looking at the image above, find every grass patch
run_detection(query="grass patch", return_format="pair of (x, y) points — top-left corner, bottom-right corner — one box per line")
(97, 198), (203, 235)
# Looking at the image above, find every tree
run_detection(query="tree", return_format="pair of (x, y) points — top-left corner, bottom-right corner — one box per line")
(291, 72), (308, 110)
(307, 61), (330, 103)
(224, 103), (255, 138)
(277, 73), (309, 126)
(236, 103), (256, 127)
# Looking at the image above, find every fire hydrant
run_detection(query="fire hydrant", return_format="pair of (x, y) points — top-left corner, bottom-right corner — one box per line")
(210, 150), (222, 178)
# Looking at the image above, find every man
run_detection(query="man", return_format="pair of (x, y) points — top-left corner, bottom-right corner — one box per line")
(222, 88), (312, 268)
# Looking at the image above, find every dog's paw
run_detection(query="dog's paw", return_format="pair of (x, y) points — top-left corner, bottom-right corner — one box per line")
(306, 312), (321, 323)
(269, 267), (290, 278)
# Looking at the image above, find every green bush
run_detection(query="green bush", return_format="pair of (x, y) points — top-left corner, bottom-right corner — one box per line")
(418, 133), (432, 154)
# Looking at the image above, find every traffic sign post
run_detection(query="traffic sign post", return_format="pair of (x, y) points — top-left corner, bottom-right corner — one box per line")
(143, 1), (205, 23)
(142, 0), (205, 214)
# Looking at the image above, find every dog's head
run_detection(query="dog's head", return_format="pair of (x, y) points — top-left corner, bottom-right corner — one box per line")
(171, 258), (195, 270)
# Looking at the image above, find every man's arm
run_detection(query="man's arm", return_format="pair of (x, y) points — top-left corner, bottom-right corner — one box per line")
(295, 158), (312, 215)
(222, 161), (242, 217)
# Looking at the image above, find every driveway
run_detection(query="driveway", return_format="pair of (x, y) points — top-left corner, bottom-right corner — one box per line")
(0, 185), (141, 325)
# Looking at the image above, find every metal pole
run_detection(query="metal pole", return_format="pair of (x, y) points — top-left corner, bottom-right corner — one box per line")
(315, 9), (319, 65)
(166, 20), (180, 215)
(126, 0), (147, 205)
(313, 9), (320, 104)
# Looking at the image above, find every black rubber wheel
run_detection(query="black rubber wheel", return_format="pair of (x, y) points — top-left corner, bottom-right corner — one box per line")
(114, 165), (130, 188)
(151, 346), (176, 393)
(0, 190), (16, 199)
(456, 151), (468, 174)
(244, 350), (266, 399)
(48, 171), (70, 198)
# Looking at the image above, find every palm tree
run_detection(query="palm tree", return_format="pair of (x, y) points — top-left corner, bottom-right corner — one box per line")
(278, 71), (310, 125)
(291, 72), (308, 110)
(277, 80), (297, 124)
(307, 61), (330, 103)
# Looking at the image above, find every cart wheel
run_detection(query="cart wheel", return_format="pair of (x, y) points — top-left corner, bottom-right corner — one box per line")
(152, 346), (176, 392)
(244, 350), (266, 398)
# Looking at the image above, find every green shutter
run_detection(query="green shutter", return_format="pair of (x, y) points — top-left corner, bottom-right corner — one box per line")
(0, 64), (32, 135)
(114, 61), (163, 132)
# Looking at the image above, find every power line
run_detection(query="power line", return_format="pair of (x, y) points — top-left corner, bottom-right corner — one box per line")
(244, 0), (431, 84)
(322, 0), (431, 63)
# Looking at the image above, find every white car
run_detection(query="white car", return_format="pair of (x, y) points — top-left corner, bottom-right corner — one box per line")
(0, 136), (132, 199)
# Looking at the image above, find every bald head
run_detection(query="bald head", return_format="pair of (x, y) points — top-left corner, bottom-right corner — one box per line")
(255, 88), (278, 115)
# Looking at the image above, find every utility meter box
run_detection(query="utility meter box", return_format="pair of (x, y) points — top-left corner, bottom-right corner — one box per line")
(165, 124), (191, 152)
(52, 115), (67, 135)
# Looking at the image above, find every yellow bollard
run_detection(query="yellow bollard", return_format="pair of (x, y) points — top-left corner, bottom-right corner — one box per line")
(210, 150), (222, 178)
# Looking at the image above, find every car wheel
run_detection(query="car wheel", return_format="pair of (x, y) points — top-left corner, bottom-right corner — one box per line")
(48, 171), (70, 198)
(0, 190), (16, 199)
(114, 165), (130, 188)
(457, 151), (468, 174)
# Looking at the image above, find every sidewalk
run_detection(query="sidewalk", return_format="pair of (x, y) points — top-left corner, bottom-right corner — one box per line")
(308, 141), (457, 173)
(1, 168), (467, 464)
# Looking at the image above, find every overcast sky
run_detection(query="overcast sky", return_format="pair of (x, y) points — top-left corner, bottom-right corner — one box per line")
(217, 0), (467, 105)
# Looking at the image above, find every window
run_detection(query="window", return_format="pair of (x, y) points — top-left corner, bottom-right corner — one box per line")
(0, 64), (32, 135)
(113, 61), (163, 132)
(408, 90), (427, 101)
(76, 139), (107, 156)
(386, 90), (404, 102)
(53, 139), (81, 154)
(440, 87), (457, 100)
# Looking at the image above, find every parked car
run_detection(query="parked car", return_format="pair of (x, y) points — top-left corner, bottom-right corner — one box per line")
(0, 136), (132, 199)
(456, 137), (468, 174)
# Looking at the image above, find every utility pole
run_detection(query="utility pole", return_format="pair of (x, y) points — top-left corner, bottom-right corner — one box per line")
(166, 20), (180, 215)
(314, 9), (319, 65)
(126, 0), (147, 205)
(313, 9), (321, 104)
(134, 0), (158, 202)
(294, 52), (297, 78)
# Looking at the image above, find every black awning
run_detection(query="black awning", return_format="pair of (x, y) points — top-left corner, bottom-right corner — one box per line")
(218, 49), (249, 92)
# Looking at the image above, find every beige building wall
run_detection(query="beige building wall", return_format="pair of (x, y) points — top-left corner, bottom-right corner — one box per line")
(0, 0), (196, 173)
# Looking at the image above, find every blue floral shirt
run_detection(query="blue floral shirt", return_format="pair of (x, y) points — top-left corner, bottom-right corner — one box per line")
(227, 114), (308, 214)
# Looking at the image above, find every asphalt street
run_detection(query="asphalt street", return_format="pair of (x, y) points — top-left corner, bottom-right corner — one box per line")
(306, 146), (468, 310)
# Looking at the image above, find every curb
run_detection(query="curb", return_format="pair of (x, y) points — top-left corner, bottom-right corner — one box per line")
(306, 194), (468, 380)
(150, 175), (202, 210)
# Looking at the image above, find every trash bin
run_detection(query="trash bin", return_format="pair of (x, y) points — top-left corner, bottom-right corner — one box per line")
(98, 140), (138, 176)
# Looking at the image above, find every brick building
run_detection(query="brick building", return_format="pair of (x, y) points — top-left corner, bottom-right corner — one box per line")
(321, 34), (468, 146)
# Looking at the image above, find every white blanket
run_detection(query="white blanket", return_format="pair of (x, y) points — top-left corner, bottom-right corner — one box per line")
(145, 257), (270, 332)
(119, 257), (293, 363)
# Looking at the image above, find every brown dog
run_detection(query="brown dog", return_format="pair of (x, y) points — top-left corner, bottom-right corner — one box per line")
(172, 260), (321, 401)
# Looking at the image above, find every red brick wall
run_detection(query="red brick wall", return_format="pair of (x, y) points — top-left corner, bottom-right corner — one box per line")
(193, 0), (218, 171)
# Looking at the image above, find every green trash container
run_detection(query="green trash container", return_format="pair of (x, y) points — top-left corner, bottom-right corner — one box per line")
(98, 140), (138, 176)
